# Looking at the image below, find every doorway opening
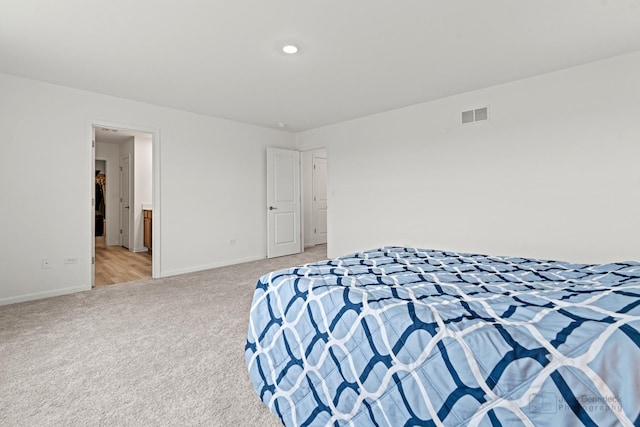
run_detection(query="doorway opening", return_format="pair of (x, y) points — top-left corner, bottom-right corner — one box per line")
(266, 147), (328, 260)
(302, 147), (327, 254)
(92, 125), (156, 286)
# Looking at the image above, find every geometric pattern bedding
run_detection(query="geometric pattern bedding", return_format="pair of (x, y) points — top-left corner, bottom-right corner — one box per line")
(245, 247), (640, 426)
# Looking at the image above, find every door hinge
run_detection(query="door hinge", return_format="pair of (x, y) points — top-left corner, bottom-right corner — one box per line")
(314, 228), (317, 234)
(92, 257), (95, 265)
(92, 140), (95, 148)
(120, 166), (123, 171)
(120, 229), (123, 234)
(314, 196), (316, 201)
(92, 198), (95, 206)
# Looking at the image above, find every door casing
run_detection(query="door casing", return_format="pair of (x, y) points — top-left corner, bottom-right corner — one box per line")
(120, 155), (131, 249)
(312, 155), (328, 245)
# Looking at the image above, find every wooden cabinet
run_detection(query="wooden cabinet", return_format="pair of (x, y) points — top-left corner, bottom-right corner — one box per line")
(143, 210), (152, 252)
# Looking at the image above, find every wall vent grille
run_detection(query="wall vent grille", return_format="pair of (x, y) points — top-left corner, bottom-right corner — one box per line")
(462, 106), (489, 124)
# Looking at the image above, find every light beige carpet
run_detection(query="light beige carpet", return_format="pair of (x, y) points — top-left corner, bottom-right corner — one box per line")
(0, 245), (328, 427)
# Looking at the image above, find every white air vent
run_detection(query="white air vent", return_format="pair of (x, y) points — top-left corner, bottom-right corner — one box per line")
(474, 107), (488, 121)
(461, 106), (489, 124)
(461, 110), (474, 124)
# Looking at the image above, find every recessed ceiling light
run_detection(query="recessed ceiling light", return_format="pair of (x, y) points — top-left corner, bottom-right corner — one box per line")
(276, 123), (288, 128)
(282, 45), (299, 54)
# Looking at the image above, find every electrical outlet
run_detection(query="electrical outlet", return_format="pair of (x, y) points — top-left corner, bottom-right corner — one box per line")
(42, 258), (51, 269)
(229, 239), (237, 245)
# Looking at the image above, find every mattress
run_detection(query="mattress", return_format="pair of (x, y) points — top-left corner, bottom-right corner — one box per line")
(245, 247), (640, 426)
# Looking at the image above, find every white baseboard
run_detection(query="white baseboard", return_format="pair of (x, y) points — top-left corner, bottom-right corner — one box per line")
(304, 242), (326, 248)
(160, 254), (266, 278)
(0, 285), (90, 307)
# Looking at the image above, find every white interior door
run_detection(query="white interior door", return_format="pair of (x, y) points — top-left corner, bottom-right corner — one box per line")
(267, 147), (301, 258)
(312, 156), (327, 245)
(120, 156), (130, 249)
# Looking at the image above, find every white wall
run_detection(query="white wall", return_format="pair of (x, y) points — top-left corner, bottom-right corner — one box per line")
(95, 160), (106, 175)
(0, 73), (294, 305)
(297, 51), (640, 263)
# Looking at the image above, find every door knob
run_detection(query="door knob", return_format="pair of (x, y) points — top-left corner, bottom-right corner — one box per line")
(269, 206), (278, 210)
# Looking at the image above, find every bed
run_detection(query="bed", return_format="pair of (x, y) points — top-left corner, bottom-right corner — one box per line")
(245, 246), (640, 426)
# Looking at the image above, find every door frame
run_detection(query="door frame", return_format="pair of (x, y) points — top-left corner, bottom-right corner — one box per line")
(94, 157), (109, 241)
(89, 120), (161, 283)
(300, 147), (328, 249)
(311, 154), (327, 246)
(120, 154), (131, 249)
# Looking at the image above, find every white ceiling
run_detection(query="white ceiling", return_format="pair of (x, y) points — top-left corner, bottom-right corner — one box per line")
(94, 127), (151, 144)
(2, 1), (640, 132)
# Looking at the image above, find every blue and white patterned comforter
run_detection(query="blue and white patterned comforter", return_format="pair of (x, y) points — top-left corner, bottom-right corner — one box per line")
(245, 247), (640, 426)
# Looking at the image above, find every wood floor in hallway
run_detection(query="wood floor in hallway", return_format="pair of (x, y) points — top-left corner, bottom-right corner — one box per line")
(95, 236), (152, 286)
